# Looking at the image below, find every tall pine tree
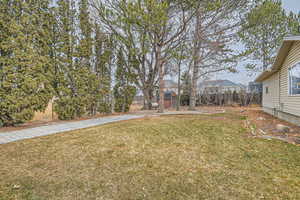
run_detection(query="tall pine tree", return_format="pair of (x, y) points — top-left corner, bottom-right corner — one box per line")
(54, 0), (89, 120)
(94, 24), (114, 113)
(77, 0), (99, 115)
(113, 49), (136, 113)
(239, 0), (299, 72)
(0, 0), (53, 126)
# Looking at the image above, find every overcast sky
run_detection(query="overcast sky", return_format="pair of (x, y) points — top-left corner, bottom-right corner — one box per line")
(217, 0), (300, 85)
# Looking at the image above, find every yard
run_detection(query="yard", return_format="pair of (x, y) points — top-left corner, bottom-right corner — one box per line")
(0, 113), (299, 200)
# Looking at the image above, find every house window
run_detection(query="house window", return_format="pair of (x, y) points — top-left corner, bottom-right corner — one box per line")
(265, 86), (269, 94)
(289, 62), (300, 95)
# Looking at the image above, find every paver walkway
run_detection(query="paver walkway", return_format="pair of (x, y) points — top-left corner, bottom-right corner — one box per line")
(0, 115), (144, 145)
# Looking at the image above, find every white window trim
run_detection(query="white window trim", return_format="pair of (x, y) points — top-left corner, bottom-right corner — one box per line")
(288, 61), (300, 97)
(265, 86), (269, 95)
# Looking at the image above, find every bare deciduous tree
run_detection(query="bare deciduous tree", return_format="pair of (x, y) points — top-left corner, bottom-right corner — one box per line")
(188, 0), (251, 110)
(91, 0), (198, 112)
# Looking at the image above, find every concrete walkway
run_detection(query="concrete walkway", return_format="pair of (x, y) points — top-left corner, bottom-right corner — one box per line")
(0, 115), (144, 145)
(0, 110), (225, 145)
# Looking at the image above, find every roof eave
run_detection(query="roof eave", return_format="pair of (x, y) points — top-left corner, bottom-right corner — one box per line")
(255, 70), (277, 82)
(255, 38), (296, 82)
(283, 35), (300, 41)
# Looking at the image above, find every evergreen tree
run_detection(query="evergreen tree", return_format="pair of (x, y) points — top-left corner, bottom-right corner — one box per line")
(53, 0), (90, 120)
(287, 11), (300, 34)
(0, 0), (53, 126)
(180, 71), (192, 106)
(94, 24), (113, 113)
(53, 1), (114, 119)
(239, 0), (299, 72)
(113, 49), (136, 113)
(78, 0), (97, 115)
(48, 5), (63, 99)
(78, 0), (93, 68)
(0, 0), (118, 125)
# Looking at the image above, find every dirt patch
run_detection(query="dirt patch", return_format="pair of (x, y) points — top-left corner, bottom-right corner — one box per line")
(241, 109), (300, 145)
(196, 105), (300, 145)
(239, 108), (300, 131)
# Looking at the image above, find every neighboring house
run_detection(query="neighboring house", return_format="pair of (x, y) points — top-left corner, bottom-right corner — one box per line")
(160, 80), (178, 108)
(164, 91), (177, 109)
(238, 83), (248, 91)
(198, 80), (246, 94)
(133, 80), (178, 108)
(163, 80), (178, 94)
(255, 35), (300, 125)
(248, 82), (263, 94)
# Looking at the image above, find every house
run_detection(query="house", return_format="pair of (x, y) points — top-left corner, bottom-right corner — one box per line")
(198, 80), (246, 94)
(163, 91), (177, 109)
(160, 80), (178, 108)
(255, 35), (300, 125)
(163, 80), (178, 94)
(133, 80), (178, 108)
(248, 82), (263, 94)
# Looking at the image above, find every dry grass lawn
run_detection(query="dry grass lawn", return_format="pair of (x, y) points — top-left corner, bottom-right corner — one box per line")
(0, 113), (299, 200)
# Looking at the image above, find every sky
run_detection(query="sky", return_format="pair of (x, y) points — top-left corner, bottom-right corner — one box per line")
(216, 0), (300, 85)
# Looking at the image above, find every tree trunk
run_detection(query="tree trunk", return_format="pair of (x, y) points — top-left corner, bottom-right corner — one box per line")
(157, 45), (164, 113)
(189, 65), (198, 110)
(262, 33), (268, 71)
(158, 71), (164, 113)
(189, 11), (201, 111)
(143, 88), (152, 110)
(177, 62), (181, 111)
(122, 92), (126, 113)
(110, 90), (114, 113)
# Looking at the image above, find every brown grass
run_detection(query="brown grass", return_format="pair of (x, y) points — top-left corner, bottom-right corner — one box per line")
(0, 113), (300, 200)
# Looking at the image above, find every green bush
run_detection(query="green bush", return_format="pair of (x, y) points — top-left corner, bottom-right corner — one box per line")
(114, 86), (136, 113)
(54, 97), (87, 120)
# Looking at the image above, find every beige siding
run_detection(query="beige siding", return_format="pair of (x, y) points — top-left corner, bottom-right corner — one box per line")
(262, 72), (280, 109)
(279, 41), (300, 117)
